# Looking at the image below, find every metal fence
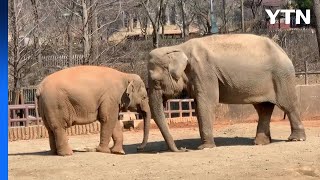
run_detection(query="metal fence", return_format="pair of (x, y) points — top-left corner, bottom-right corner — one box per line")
(8, 99), (196, 128)
(296, 61), (320, 85)
(43, 54), (83, 68)
(8, 104), (42, 127)
(164, 99), (195, 118)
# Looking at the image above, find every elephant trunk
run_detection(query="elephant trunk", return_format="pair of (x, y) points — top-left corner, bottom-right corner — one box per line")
(148, 86), (179, 152)
(137, 99), (151, 150)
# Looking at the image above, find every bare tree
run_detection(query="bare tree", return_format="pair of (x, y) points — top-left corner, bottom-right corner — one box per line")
(65, 1), (76, 67)
(191, 0), (211, 34)
(313, 0), (320, 56)
(9, 0), (21, 104)
(81, 0), (90, 64)
(140, 0), (165, 48)
(90, 0), (99, 64)
(30, 0), (43, 76)
(176, 0), (196, 38)
(243, 0), (264, 32)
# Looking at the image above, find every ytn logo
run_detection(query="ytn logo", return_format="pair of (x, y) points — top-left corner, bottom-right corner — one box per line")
(265, 9), (310, 25)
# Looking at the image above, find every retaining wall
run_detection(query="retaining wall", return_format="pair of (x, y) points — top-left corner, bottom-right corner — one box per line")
(8, 117), (197, 141)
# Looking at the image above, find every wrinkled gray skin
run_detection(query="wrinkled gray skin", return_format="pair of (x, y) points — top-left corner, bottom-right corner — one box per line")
(147, 34), (306, 152)
(37, 66), (150, 156)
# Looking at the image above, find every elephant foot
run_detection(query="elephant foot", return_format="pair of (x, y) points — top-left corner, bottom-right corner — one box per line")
(57, 146), (73, 156)
(111, 147), (125, 155)
(288, 129), (306, 141)
(96, 145), (111, 153)
(197, 143), (216, 150)
(254, 133), (271, 145)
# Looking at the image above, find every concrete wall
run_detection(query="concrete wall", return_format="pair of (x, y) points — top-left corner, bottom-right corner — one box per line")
(214, 84), (320, 122)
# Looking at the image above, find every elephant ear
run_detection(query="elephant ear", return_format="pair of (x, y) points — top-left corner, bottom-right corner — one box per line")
(123, 80), (135, 108)
(167, 50), (188, 80)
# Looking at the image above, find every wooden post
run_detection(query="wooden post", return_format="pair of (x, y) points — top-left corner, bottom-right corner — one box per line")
(179, 101), (182, 117)
(8, 108), (11, 127)
(35, 96), (41, 138)
(189, 100), (192, 117)
(35, 96), (40, 126)
(25, 106), (29, 127)
(168, 101), (171, 118)
(305, 61), (308, 85)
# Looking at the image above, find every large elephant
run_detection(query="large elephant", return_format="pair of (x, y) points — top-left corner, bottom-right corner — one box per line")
(147, 34), (306, 152)
(36, 66), (150, 156)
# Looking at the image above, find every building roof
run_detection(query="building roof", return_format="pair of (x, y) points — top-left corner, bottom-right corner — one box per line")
(108, 25), (200, 44)
(262, 0), (288, 7)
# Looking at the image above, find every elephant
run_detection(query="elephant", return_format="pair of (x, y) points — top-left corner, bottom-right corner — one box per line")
(147, 34), (306, 152)
(36, 66), (150, 156)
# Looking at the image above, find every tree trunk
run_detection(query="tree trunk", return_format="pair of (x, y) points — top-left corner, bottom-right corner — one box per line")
(128, 13), (134, 32)
(30, 0), (43, 77)
(180, 0), (187, 38)
(313, 0), (320, 56)
(152, 30), (159, 48)
(222, 0), (227, 33)
(10, 0), (21, 105)
(67, 2), (75, 67)
(30, 0), (42, 75)
(90, 0), (99, 65)
(82, 0), (90, 65)
(141, 0), (164, 48)
(241, 0), (245, 32)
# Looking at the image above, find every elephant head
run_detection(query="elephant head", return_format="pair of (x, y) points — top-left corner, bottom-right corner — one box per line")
(147, 47), (189, 151)
(122, 75), (151, 150)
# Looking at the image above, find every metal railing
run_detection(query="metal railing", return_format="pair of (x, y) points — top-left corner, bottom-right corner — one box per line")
(164, 99), (195, 118)
(8, 99), (196, 128)
(8, 104), (42, 127)
(295, 61), (320, 85)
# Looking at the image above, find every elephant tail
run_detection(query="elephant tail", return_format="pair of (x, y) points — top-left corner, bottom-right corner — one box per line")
(35, 84), (44, 119)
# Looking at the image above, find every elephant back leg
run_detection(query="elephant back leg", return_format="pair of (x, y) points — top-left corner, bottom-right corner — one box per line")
(111, 121), (125, 154)
(53, 126), (73, 156)
(44, 114), (73, 156)
(42, 117), (57, 154)
(273, 77), (306, 141)
(39, 95), (73, 156)
(96, 102), (119, 153)
(253, 102), (274, 145)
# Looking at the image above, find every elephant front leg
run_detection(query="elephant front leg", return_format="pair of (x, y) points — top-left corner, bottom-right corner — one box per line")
(111, 120), (125, 155)
(253, 102), (274, 145)
(194, 96), (216, 150)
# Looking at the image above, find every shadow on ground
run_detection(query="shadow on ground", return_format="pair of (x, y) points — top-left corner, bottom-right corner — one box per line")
(8, 137), (285, 156)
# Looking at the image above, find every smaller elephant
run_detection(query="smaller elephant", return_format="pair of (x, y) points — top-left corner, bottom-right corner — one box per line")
(36, 66), (150, 156)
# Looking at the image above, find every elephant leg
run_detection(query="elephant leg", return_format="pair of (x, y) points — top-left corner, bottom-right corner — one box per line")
(194, 95), (217, 150)
(96, 108), (118, 153)
(253, 102), (274, 145)
(280, 105), (306, 141)
(53, 127), (73, 156)
(275, 82), (306, 141)
(111, 120), (125, 155)
(43, 119), (57, 154)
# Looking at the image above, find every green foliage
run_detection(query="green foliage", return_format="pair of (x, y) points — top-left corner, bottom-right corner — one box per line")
(295, 0), (313, 9)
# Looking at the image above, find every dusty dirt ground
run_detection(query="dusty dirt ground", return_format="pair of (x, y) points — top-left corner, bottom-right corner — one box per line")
(9, 120), (320, 180)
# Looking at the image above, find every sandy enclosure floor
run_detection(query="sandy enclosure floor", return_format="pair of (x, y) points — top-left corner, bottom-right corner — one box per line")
(9, 120), (320, 180)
